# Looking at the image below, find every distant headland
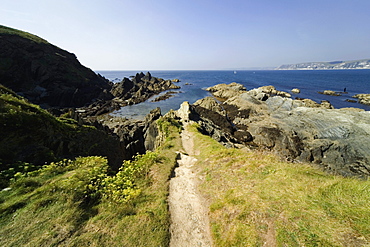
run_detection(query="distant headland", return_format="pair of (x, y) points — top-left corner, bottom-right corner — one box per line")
(276, 59), (370, 70)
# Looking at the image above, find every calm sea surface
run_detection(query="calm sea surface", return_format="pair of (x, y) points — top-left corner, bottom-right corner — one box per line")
(96, 70), (370, 119)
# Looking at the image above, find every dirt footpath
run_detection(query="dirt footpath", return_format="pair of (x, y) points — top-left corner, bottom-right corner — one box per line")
(168, 125), (212, 247)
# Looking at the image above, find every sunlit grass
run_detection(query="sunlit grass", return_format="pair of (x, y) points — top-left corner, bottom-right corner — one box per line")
(0, 25), (49, 44)
(188, 123), (370, 246)
(0, 117), (182, 247)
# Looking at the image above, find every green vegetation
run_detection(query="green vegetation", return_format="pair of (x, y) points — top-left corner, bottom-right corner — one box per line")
(187, 123), (370, 246)
(2, 82), (369, 247)
(0, 25), (49, 44)
(0, 117), (182, 247)
(0, 84), (124, 187)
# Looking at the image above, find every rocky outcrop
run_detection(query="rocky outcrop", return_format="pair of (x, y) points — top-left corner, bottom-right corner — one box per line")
(111, 72), (180, 105)
(175, 83), (370, 178)
(206, 82), (246, 99)
(71, 72), (181, 119)
(0, 25), (113, 108)
(151, 91), (180, 102)
(93, 107), (165, 161)
(318, 90), (342, 96)
(353, 94), (370, 106)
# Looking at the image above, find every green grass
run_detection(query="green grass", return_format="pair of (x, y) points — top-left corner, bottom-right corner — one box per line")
(3, 106), (369, 246)
(0, 117), (182, 247)
(0, 25), (49, 44)
(187, 123), (370, 246)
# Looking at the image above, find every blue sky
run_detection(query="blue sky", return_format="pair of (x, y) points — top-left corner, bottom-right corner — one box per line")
(1, 0), (370, 70)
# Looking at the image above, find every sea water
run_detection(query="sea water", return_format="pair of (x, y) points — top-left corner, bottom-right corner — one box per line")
(96, 70), (370, 119)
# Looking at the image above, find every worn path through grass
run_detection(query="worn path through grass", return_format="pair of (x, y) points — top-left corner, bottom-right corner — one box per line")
(168, 123), (212, 247)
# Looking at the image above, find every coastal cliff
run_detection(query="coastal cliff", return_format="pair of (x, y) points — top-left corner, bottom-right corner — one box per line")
(276, 59), (370, 70)
(0, 25), (179, 175)
(0, 25), (113, 108)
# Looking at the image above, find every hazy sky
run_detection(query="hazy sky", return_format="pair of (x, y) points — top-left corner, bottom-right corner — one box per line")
(1, 0), (370, 70)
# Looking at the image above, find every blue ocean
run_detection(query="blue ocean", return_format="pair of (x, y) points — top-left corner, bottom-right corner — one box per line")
(96, 70), (370, 119)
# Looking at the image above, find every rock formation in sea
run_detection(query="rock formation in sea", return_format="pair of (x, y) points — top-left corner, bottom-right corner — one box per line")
(353, 94), (370, 106)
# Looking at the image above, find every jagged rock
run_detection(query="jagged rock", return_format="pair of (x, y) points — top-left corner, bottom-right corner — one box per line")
(320, 100), (334, 109)
(193, 97), (225, 116)
(206, 82), (246, 99)
(111, 78), (134, 98)
(110, 73), (180, 107)
(258, 86), (292, 98)
(169, 102), (238, 147)
(99, 108), (164, 161)
(144, 108), (163, 151)
(176, 101), (192, 122)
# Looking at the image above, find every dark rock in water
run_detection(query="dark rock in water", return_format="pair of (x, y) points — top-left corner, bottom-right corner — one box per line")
(151, 91), (180, 102)
(142, 71), (152, 82)
(0, 25), (113, 108)
(109, 72), (180, 107)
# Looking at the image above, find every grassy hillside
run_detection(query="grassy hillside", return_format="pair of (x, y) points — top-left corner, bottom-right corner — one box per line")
(0, 25), (112, 108)
(0, 25), (48, 44)
(187, 123), (370, 246)
(0, 84), (124, 188)
(0, 117), (182, 247)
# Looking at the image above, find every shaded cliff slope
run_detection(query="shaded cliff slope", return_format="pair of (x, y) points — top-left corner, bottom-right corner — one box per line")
(0, 25), (113, 108)
(0, 85), (124, 183)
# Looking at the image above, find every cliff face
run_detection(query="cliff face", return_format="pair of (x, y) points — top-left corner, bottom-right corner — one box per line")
(0, 25), (113, 108)
(276, 59), (370, 70)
